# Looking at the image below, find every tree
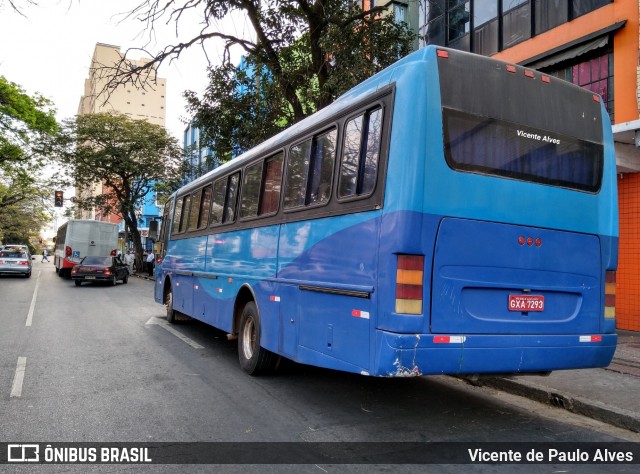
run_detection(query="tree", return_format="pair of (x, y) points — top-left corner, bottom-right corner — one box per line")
(0, 75), (58, 166)
(53, 113), (184, 270)
(0, 75), (59, 243)
(103, 0), (415, 161)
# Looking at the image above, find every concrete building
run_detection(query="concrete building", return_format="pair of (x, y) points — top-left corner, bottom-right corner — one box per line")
(76, 43), (167, 249)
(420, 0), (640, 331)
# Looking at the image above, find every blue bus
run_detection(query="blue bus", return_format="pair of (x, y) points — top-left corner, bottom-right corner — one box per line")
(153, 46), (618, 377)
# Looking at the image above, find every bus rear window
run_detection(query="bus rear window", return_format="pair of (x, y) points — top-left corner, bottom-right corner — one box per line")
(443, 108), (603, 193)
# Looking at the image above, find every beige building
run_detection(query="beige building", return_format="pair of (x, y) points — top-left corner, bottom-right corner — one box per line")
(76, 42), (167, 220)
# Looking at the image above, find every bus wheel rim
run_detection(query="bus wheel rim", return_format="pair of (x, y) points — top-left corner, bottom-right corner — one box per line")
(242, 317), (255, 360)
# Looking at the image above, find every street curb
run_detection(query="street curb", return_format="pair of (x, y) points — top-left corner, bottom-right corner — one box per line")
(460, 376), (640, 433)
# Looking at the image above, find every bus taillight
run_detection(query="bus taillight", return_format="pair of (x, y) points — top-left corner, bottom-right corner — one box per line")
(605, 271), (616, 319)
(65, 246), (72, 257)
(396, 255), (424, 315)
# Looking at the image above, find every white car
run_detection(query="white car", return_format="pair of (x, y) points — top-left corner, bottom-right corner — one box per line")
(0, 245), (34, 278)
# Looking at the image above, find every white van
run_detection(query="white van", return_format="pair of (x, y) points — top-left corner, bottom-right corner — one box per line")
(54, 220), (119, 278)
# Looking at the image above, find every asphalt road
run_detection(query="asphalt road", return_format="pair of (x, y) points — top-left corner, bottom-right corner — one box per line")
(1, 260), (639, 473)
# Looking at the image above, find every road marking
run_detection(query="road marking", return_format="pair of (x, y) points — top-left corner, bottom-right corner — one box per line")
(10, 357), (27, 398)
(25, 271), (41, 327)
(145, 317), (204, 349)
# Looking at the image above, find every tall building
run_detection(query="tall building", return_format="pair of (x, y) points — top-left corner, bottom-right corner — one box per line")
(420, 0), (640, 331)
(183, 120), (217, 183)
(76, 43), (167, 249)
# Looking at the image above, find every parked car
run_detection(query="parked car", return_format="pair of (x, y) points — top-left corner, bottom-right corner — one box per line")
(71, 255), (129, 286)
(0, 246), (33, 278)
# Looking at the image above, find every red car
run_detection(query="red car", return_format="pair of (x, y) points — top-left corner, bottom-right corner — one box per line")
(71, 256), (129, 286)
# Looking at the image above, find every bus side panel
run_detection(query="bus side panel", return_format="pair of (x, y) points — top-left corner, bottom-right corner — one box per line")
(278, 214), (380, 370)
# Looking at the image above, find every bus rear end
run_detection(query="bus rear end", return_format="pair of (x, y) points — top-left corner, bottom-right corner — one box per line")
(375, 47), (617, 376)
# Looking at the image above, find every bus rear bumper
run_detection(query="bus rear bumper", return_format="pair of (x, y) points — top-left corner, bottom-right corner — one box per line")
(374, 331), (617, 377)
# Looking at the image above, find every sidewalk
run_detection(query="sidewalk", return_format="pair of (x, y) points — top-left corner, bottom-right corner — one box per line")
(465, 331), (640, 433)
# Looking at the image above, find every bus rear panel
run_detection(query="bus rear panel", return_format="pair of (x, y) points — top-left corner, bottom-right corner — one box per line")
(373, 48), (617, 376)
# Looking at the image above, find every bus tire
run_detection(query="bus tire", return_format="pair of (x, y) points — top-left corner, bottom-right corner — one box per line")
(166, 288), (178, 324)
(238, 302), (279, 375)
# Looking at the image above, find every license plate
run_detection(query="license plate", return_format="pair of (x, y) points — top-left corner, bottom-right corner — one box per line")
(85, 276), (96, 280)
(508, 294), (544, 312)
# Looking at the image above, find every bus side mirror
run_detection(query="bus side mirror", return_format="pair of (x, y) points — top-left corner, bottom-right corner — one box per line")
(148, 220), (159, 240)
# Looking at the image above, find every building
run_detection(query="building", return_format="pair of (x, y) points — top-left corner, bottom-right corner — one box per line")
(77, 42), (167, 249)
(420, 0), (640, 331)
(183, 120), (217, 183)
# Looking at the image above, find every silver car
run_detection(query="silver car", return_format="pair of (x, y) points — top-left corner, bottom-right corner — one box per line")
(0, 246), (33, 278)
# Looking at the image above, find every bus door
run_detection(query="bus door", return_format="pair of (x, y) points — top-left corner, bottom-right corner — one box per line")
(430, 218), (602, 335)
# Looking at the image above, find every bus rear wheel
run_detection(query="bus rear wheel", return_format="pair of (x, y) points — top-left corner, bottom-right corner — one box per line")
(165, 288), (178, 324)
(238, 302), (279, 375)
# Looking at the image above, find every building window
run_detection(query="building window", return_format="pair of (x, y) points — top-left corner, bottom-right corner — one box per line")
(502, 0), (531, 49)
(394, 2), (408, 24)
(474, 1), (499, 55)
(545, 48), (614, 121)
(447, 1), (471, 51)
(534, 0), (568, 35)
(421, 1), (612, 53)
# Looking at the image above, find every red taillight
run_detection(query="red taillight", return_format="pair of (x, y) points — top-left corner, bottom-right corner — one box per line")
(395, 255), (424, 315)
(104, 268), (112, 275)
(506, 65), (517, 73)
(524, 70), (535, 78)
(436, 49), (449, 58)
(65, 246), (72, 257)
(605, 271), (616, 319)
(71, 267), (77, 274)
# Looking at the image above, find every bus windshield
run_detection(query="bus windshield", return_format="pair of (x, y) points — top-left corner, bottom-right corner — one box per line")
(443, 108), (604, 192)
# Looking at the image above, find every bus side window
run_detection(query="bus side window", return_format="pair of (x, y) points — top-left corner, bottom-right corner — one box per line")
(284, 128), (336, 210)
(159, 199), (172, 241)
(240, 162), (263, 219)
(187, 189), (202, 231)
(223, 172), (240, 223)
(179, 195), (192, 233)
(210, 178), (227, 226)
(284, 139), (311, 209)
(309, 129), (337, 205)
(198, 185), (212, 229)
(339, 107), (383, 198)
(259, 152), (284, 215)
(172, 198), (184, 234)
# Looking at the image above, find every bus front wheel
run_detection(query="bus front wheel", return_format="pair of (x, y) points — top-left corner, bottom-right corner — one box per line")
(238, 302), (279, 375)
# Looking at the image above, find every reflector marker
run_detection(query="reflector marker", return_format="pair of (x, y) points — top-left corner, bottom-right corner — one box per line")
(524, 70), (535, 78)
(541, 75), (551, 83)
(352, 310), (370, 319)
(270, 296), (281, 302)
(593, 94), (601, 103)
(434, 336), (466, 344)
(437, 50), (449, 58)
(506, 65), (516, 73)
(579, 335), (602, 343)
